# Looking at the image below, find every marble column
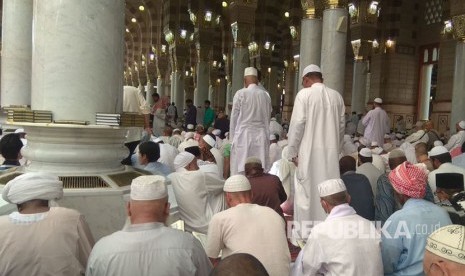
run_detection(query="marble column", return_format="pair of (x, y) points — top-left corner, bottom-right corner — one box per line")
(31, 0), (124, 122)
(172, 71), (184, 113)
(231, 47), (249, 98)
(218, 79), (227, 111)
(156, 77), (164, 98)
(146, 80), (155, 106)
(418, 64), (433, 121)
(321, 7), (348, 94)
(1, 0), (33, 107)
(226, 81), (232, 115)
(450, 41), (465, 131)
(195, 60), (210, 106)
(351, 60), (368, 114)
(268, 68), (279, 109)
(298, 18), (323, 91)
(208, 84), (214, 104)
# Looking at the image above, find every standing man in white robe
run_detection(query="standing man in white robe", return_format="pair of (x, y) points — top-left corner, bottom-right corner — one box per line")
(230, 67), (272, 175)
(287, 64), (345, 240)
(362, 98), (390, 146)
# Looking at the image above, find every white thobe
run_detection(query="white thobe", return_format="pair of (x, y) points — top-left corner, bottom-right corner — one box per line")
(405, 130), (429, 145)
(168, 170), (225, 234)
(270, 119), (284, 139)
(287, 83), (345, 239)
(210, 147), (224, 179)
(444, 130), (465, 151)
(87, 222), (212, 276)
(356, 162), (383, 195)
(230, 83), (272, 175)
(158, 143), (178, 172)
(292, 204), (383, 276)
(269, 143), (282, 166)
(362, 107), (390, 146)
(123, 86), (150, 143)
(452, 153), (465, 169)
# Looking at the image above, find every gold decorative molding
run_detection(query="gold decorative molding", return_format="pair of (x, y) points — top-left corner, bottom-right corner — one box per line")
(325, 0), (348, 10)
(452, 14), (465, 41)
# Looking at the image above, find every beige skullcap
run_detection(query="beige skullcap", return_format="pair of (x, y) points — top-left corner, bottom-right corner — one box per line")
(245, 156), (262, 165)
(224, 175), (251, 192)
(389, 149), (405, 159)
(318, 179), (347, 197)
(429, 146), (449, 158)
(426, 224), (465, 265)
(244, 67), (258, 77)
(374, 98), (383, 104)
(130, 175), (167, 200)
(359, 148), (372, 158)
(302, 64), (321, 78)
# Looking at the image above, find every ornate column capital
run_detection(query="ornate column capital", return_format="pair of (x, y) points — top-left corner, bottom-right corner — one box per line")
(301, 0), (326, 19)
(325, 0), (348, 10)
(452, 14), (465, 41)
(229, 0), (258, 47)
(351, 39), (372, 60)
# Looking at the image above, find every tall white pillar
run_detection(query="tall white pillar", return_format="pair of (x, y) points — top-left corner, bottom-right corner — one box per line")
(218, 79), (226, 111)
(195, 61), (209, 106)
(450, 41), (465, 131)
(31, 0), (124, 122)
(146, 80), (155, 106)
(1, 0), (33, 107)
(172, 71), (184, 113)
(208, 84), (214, 103)
(321, 8), (348, 94)
(298, 18), (322, 91)
(351, 60), (368, 114)
(226, 81), (232, 115)
(418, 64), (433, 121)
(231, 47), (248, 97)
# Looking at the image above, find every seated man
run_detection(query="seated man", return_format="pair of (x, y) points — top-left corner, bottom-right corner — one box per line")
(206, 175), (290, 276)
(211, 253), (269, 276)
(0, 133), (23, 170)
(153, 137), (178, 172)
(199, 134), (224, 178)
(244, 157), (287, 218)
(356, 148), (383, 195)
(0, 173), (94, 275)
(137, 141), (171, 176)
(423, 224), (465, 276)
(415, 142), (434, 171)
(169, 152), (225, 234)
(435, 173), (465, 225)
(339, 156), (375, 220)
(292, 179), (383, 276)
(87, 175), (211, 275)
(382, 162), (452, 275)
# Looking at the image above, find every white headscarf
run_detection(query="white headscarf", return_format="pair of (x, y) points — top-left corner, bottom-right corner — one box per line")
(2, 172), (63, 204)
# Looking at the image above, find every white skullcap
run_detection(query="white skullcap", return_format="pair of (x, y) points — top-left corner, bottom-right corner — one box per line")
(371, 141), (378, 147)
(374, 98), (383, 104)
(245, 156), (262, 165)
(318, 179), (347, 197)
(429, 146), (449, 158)
(359, 137), (368, 146)
(244, 67), (258, 77)
(203, 134), (216, 148)
(459, 121), (465, 129)
(396, 133), (403, 139)
(14, 128), (25, 134)
(271, 117), (277, 121)
(224, 175), (251, 192)
(426, 224), (465, 265)
(174, 152), (196, 171)
(187, 124), (194, 130)
(2, 173), (63, 204)
(372, 147), (383, 155)
(130, 175), (167, 201)
(212, 129), (221, 136)
(270, 134), (277, 140)
(434, 140), (444, 147)
(173, 128), (181, 133)
(184, 132), (195, 140)
(359, 148), (372, 158)
(302, 64), (321, 78)
(384, 134), (391, 139)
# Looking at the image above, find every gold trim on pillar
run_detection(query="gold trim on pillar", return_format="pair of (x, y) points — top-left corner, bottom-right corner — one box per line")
(452, 14), (465, 41)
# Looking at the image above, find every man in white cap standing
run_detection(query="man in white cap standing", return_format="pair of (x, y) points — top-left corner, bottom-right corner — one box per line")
(230, 67), (272, 175)
(287, 64), (345, 240)
(0, 172), (94, 275)
(206, 175), (290, 276)
(87, 175), (212, 275)
(169, 152), (225, 234)
(362, 97), (390, 146)
(292, 179), (383, 276)
(444, 120), (465, 151)
(423, 224), (465, 275)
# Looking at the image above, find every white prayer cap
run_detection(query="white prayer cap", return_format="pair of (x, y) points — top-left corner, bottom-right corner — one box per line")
(343, 134), (352, 142)
(359, 137), (368, 146)
(372, 147), (383, 155)
(426, 224), (465, 265)
(374, 98), (383, 104)
(224, 175), (251, 192)
(184, 132), (195, 140)
(187, 124), (194, 130)
(2, 172), (63, 204)
(359, 148), (372, 158)
(302, 64), (321, 78)
(174, 152), (196, 171)
(396, 133), (404, 139)
(269, 134), (277, 141)
(173, 128), (181, 133)
(245, 156), (262, 165)
(271, 117), (277, 121)
(203, 134), (216, 148)
(318, 179), (347, 197)
(384, 134), (391, 139)
(429, 146), (449, 158)
(153, 137), (163, 143)
(14, 128), (25, 134)
(459, 120), (465, 129)
(434, 140), (444, 147)
(244, 67), (258, 77)
(371, 141), (378, 147)
(130, 175), (167, 201)
(212, 129), (221, 136)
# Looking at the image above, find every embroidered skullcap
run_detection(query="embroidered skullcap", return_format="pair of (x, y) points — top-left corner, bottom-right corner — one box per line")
(318, 179), (347, 197)
(374, 98), (383, 104)
(2, 172), (63, 204)
(244, 67), (258, 77)
(425, 224), (465, 265)
(359, 148), (372, 158)
(224, 175), (251, 192)
(130, 175), (167, 200)
(173, 152), (196, 171)
(203, 134), (216, 148)
(389, 161), (427, 198)
(302, 64), (321, 78)
(429, 146), (449, 158)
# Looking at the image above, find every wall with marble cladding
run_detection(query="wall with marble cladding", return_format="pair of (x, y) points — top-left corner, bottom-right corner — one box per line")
(435, 39), (456, 102)
(383, 53), (418, 105)
(343, 61), (353, 109)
